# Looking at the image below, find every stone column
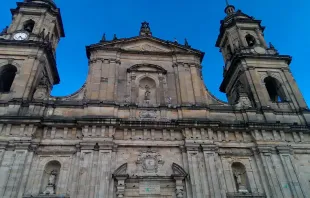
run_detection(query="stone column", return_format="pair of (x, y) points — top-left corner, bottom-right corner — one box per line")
(76, 144), (95, 198)
(183, 64), (195, 104)
(9, 13), (22, 33)
(245, 67), (266, 108)
(35, 13), (46, 35)
(158, 74), (165, 104)
(189, 64), (202, 104)
(282, 68), (308, 109)
(186, 145), (203, 198)
(107, 59), (118, 102)
(251, 147), (272, 197)
(69, 145), (81, 198)
(172, 63), (182, 104)
(0, 141), (8, 167)
(17, 144), (37, 198)
(180, 146), (192, 198)
(89, 144), (99, 198)
(202, 145), (223, 198)
(277, 146), (306, 198)
(236, 26), (247, 47)
(130, 74), (137, 103)
(0, 145), (15, 196)
(97, 144), (113, 198)
(258, 146), (285, 198)
(19, 57), (38, 99)
(255, 28), (268, 48)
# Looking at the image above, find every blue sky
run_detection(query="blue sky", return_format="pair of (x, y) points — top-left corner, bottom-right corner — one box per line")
(0, 0), (309, 104)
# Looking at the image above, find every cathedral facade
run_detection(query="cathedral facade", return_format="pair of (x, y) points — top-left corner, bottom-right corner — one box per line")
(0, 0), (309, 198)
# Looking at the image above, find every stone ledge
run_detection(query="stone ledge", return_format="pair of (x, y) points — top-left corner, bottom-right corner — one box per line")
(23, 195), (70, 198)
(226, 192), (266, 198)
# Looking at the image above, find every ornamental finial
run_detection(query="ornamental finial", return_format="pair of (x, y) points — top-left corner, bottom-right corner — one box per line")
(140, 21), (152, 36)
(224, 0), (235, 15)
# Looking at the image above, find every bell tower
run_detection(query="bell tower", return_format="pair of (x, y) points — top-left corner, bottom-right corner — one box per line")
(216, 1), (308, 112)
(0, 0), (64, 101)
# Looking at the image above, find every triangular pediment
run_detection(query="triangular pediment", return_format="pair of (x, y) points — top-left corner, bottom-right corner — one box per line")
(122, 40), (171, 52)
(86, 36), (204, 59)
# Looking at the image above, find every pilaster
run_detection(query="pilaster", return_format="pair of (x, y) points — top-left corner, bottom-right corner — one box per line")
(251, 147), (272, 197)
(189, 64), (203, 104)
(172, 63), (182, 104)
(17, 144), (38, 198)
(276, 146), (306, 198)
(97, 143), (114, 198)
(186, 144), (203, 198)
(201, 145), (223, 198)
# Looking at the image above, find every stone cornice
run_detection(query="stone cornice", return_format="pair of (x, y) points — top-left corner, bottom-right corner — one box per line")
(2, 98), (307, 116)
(86, 35), (204, 61)
(0, 115), (308, 132)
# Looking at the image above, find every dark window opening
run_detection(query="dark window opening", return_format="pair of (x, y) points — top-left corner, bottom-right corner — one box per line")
(226, 44), (232, 59)
(264, 76), (286, 102)
(23, 20), (35, 33)
(0, 65), (17, 93)
(245, 34), (256, 47)
(227, 45), (232, 55)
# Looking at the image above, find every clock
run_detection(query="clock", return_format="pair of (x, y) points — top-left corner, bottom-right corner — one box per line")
(13, 32), (29, 41)
(253, 46), (266, 54)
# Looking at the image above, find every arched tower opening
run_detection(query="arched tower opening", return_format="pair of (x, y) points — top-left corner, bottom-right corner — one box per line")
(0, 65), (17, 93)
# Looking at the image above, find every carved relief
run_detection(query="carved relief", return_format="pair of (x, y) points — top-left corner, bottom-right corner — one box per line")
(136, 149), (164, 175)
(124, 43), (169, 52)
(138, 110), (158, 120)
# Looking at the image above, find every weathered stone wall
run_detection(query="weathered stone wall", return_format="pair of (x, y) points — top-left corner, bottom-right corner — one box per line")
(0, 123), (309, 198)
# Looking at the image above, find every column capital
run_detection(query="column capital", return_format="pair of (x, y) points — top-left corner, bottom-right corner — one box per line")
(276, 146), (293, 154)
(201, 144), (218, 152)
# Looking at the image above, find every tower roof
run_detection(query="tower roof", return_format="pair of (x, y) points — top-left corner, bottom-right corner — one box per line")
(215, 3), (265, 47)
(24, 0), (57, 9)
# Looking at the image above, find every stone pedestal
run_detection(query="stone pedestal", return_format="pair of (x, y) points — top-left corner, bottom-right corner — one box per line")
(43, 184), (55, 195)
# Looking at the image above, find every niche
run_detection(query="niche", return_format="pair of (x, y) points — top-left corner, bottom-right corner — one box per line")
(41, 160), (61, 195)
(138, 77), (157, 104)
(232, 162), (250, 193)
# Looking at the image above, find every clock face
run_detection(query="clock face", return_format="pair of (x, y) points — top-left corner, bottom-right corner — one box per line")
(13, 32), (28, 41)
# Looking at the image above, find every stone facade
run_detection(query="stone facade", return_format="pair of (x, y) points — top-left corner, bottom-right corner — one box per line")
(0, 1), (309, 198)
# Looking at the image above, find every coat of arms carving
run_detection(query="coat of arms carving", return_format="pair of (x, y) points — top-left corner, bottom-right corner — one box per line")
(136, 149), (164, 174)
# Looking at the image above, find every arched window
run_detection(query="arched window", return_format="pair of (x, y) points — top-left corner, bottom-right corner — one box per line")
(232, 162), (249, 193)
(0, 65), (17, 93)
(23, 19), (35, 33)
(41, 160), (61, 195)
(264, 76), (286, 102)
(245, 34), (256, 47)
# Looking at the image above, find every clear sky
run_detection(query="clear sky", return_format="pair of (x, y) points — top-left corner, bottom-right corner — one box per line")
(0, 0), (309, 104)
